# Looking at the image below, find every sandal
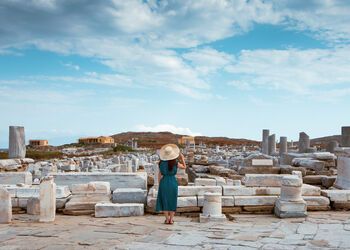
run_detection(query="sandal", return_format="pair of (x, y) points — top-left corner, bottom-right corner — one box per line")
(169, 220), (174, 225)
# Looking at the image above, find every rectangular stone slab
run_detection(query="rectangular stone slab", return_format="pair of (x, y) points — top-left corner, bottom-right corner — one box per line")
(0, 172), (32, 185)
(52, 172), (147, 190)
(223, 186), (280, 196)
(234, 196), (277, 206)
(95, 203), (144, 217)
(112, 188), (147, 204)
(178, 186), (222, 197)
(252, 159), (273, 166)
(243, 174), (287, 187)
(321, 190), (350, 202)
(177, 196), (197, 207)
(303, 196), (330, 206)
(71, 182), (110, 194)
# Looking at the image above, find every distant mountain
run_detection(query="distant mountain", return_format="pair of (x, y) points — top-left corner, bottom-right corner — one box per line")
(111, 131), (259, 149)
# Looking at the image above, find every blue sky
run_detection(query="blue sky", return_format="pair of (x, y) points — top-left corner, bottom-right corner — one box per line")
(0, 0), (350, 147)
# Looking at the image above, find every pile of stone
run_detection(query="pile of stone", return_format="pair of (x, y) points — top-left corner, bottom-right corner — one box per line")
(63, 181), (111, 215)
(0, 158), (34, 172)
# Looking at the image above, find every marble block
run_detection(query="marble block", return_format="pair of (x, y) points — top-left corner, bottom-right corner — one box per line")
(234, 196), (277, 206)
(274, 199), (307, 218)
(198, 196), (234, 207)
(39, 177), (56, 222)
(243, 174), (286, 187)
(0, 172), (32, 185)
(27, 197), (40, 215)
(177, 196), (197, 207)
(71, 181), (111, 194)
(112, 188), (147, 204)
(95, 203), (144, 218)
(0, 188), (12, 223)
(194, 178), (216, 186)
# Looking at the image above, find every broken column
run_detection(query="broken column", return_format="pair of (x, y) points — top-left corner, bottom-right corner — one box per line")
(274, 174), (307, 218)
(262, 129), (269, 155)
(0, 188), (12, 224)
(298, 132), (310, 153)
(279, 136), (288, 156)
(8, 126), (26, 159)
(268, 134), (276, 155)
(341, 126), (350, 147)
(199, 192), (226, 222)
(39, 176), (56, 222)
(333, 148), (350, 189)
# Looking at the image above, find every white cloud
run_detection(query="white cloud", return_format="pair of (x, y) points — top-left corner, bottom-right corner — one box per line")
(226, 46), (350, 99)
(135, 124), (202, 136)
(62, 62), (80, 71)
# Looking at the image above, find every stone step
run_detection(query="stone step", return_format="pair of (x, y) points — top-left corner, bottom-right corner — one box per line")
(112, 188), (146, 204)
(234, 196), (278, 206)
(321, 189), (350, 202)
(243, 174), (288, 187)
(197, 196), (234, 207)
(95, 203), (144, 218)
(178, 186), (222, 197)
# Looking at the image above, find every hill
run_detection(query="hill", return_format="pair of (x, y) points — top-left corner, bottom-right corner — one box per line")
(111, 132), (259, 149)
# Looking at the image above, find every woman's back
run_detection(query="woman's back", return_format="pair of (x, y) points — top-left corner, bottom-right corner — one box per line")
(159, 160), (177, 176)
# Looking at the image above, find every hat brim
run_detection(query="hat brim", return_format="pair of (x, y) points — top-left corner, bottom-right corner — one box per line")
(159, 144), (180, 161)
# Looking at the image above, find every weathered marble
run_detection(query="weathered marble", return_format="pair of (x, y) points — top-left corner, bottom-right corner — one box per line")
(234, 196), (277, 206)
(95, 203), (144, 217)
(39, 177), (56, 222)
(0, 188), (12, 223)
(268, 134), (276, 155)
(279, 136), (288, 156)
(71, 182), (110, 194)
(200, 192), (226, 223)
(112, 188), (147, 204)
(8, 126), (26, 159)
(334, 148), (350, 189)
(27, 197), (40, 215)
(298, 132), (310, 153)
(0, 172), (32, 185)
(243, 174), (286, 187)
(262, 129), (269, 155)
(194, 178), (216, 186)
(52, 172), (147, 190)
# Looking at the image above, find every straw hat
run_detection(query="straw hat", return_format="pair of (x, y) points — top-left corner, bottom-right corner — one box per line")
(159, 144), (180, 161)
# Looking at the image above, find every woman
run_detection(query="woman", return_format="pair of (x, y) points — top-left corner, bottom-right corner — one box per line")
(156, 144), (186, 224)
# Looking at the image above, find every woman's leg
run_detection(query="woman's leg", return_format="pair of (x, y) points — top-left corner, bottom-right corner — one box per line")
(169, 211), (175, 224)
(163, 211), (170, 223)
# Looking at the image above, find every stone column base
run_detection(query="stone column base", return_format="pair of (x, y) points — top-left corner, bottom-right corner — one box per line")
(274, 199), (307, 218)
(199, 214), (226, 223)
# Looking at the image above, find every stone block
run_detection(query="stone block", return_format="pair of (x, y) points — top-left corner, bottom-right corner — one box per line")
(238, 166), (280, 175)
(177, 196), (197, 207)
(243, 174), (286, 187)
(194, 178), (216, 186)
(112, 188), (147, 204)
(27, 197), (40, 215)
(302, 184), (321, 196)
(321, 189), (350, 202)
(274, 199), (307, 218)
(178, 186), (222, 197)
(52, 172), (147, 190)
(0, 172), (32, 185)
(280, 165), (307, 176)
(303, 175), (325, 185)
(234, 196), (277, 206)
(321, 176), (336, 188)
(39, 177), (56, 222)
(65, 194), (111, 210)
(223, 186), (280, 196)
(252, 159), (273, 166)
(0, 188), (12, 223)
(303, 196), (330, 207)
(292, 158), (325, 171)
(95, 203), (144, 218)
(71, 182), (110, 194)
(222, 207), (242, 214)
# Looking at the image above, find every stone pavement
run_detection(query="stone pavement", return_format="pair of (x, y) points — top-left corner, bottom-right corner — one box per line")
(1, 212), (350, 249)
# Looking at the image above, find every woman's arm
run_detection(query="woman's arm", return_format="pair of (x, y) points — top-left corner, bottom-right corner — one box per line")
(178, 153), (187, 169)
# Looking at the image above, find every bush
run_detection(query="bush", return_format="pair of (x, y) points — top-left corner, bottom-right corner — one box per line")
(113, 145), (133, 152)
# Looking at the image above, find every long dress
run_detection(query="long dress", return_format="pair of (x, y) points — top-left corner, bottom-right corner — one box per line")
(155, 160), (178, 212)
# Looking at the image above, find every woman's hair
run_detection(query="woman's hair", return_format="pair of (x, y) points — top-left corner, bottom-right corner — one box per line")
(159, 158), (177, 171)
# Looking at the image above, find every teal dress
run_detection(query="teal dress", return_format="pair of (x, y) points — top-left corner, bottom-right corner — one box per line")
(155, 160), (178, 212)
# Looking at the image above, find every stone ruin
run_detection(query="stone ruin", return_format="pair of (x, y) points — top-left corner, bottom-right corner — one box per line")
(0, 125), (350, 225)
